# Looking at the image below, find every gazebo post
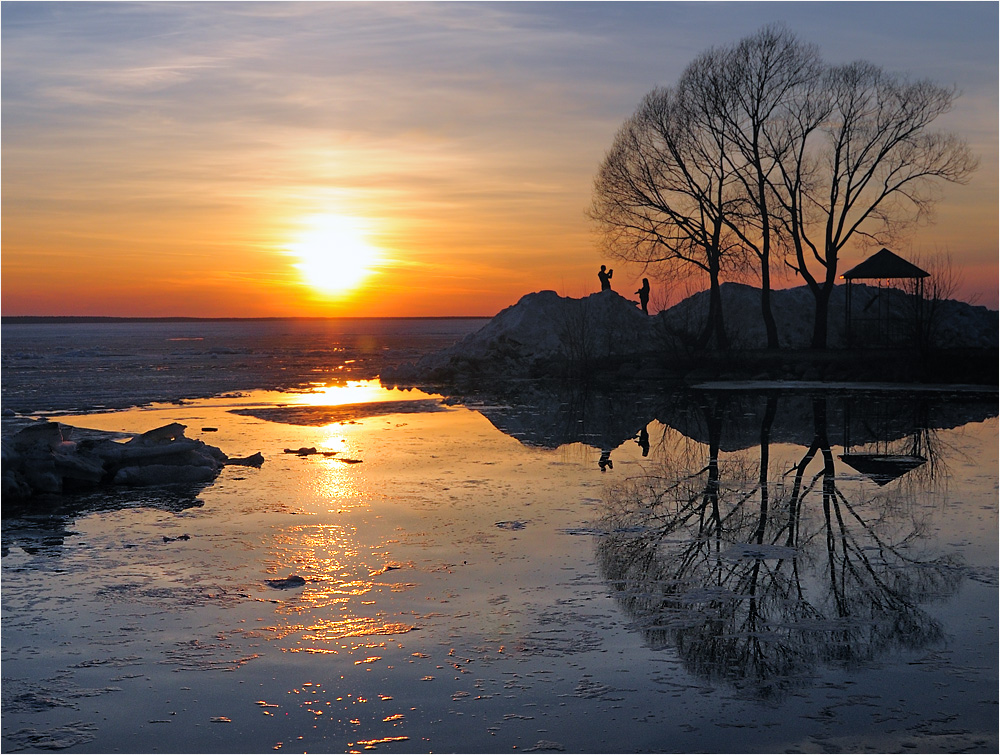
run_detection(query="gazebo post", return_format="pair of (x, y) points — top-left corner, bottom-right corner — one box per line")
(845, 280), (853, 347)
(916, 277), (925, 347)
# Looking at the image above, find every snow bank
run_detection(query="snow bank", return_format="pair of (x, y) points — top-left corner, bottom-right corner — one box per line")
(661, 283), (998, 349)
(384, 290), (655, 381)
(383, 283), (997, 383)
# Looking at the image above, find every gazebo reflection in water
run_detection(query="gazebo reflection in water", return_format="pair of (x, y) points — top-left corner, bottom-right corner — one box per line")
(838, 392), (929, 486)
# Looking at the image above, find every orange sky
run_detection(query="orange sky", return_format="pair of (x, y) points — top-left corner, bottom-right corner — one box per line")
(3, 3), (997, 317)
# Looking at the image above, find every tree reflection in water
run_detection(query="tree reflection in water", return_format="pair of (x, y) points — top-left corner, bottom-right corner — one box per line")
(597, 394), (963, 698)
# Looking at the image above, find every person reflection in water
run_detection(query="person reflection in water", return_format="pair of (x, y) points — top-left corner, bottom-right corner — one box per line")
(636, 278), (650, 314)
(599, 449), (613, 472)
(635, 426), (650, 457)
(598, 265), (614, 291)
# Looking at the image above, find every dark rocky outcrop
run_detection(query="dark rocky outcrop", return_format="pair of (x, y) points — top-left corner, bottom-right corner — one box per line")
(660, 282), (998, 350)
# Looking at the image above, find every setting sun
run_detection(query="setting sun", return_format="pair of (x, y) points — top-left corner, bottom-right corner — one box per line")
(288, 214), (382, 297)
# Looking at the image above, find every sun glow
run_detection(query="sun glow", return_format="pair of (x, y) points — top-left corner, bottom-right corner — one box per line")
(289, 380), (395, 407)
(289, 214), (382, 296)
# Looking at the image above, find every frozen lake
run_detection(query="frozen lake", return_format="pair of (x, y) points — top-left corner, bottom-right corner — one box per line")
(1, 321), (997, 753)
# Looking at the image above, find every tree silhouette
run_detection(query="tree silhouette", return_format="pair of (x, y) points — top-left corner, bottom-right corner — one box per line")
(592, 25), (977, 351)
(591, 87), (741, 350)
(687, 26), (826, 349)
(779, 64), (977, 348)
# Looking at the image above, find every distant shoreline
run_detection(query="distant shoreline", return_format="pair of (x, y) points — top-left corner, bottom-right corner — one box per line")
(1, 315), (491, 325)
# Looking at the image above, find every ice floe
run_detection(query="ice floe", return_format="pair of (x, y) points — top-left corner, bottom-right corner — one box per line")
(2, 420), (261, 501)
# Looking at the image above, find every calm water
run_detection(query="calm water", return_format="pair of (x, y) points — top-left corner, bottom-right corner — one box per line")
(1, 322), (997, 753)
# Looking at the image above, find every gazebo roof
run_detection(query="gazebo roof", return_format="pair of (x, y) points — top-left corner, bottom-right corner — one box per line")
(842, 248), (930, 280)
(839, 453), (927, 486)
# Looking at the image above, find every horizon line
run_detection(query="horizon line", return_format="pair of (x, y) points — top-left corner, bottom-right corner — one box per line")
(1, 315), (493, 325)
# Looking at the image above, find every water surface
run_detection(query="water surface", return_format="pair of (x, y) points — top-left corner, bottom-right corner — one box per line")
(2, 379), (996, 753)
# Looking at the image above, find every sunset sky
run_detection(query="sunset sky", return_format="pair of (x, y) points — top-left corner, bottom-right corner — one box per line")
(3, 1), (997, 317)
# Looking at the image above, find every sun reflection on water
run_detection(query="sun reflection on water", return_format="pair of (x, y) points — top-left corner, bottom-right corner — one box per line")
(260, 524), (418, 655)
(354, 735), (409, 750)
(305, 429), (366, 504)
(266, 674), (411, 753)
(245, 381), (443, 751)
(288, 379), (403, 407)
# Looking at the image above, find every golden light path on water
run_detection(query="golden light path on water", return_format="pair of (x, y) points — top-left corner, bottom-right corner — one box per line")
(287, 380), (392, 407)
(46, 379), (429, 749)
(261, 520), (418, 648)
(256, 381), (425, 664)
(232, 379), (427, 751)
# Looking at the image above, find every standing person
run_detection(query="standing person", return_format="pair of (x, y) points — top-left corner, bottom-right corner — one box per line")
(636, 278), (650, 314)
(598, 449), (613, 471)
(598, 265), (614, 291)
(635, 426), (650, 457)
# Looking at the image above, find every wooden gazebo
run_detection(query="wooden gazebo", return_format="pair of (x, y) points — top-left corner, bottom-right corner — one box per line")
(841, 248), (930, 347)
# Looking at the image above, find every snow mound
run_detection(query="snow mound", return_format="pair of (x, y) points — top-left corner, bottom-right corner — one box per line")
(383, 283), (996, 383)
(384, 290), (654, 380)
(660, 283), (998, 349)
(927, 298), (1000, 348)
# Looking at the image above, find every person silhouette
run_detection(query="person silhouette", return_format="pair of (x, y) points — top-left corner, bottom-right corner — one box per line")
(598, 265), (614, 291)
(598, 449), (613, 472)
(635, 426), (650, 457)
(636, 278), (650, 314)
(636, 278), (649, 315)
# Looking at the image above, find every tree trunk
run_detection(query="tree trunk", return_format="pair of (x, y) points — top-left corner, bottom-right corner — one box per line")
(754, 393), (778, 544)
(709, 263), (728, 350)
(695, 264), (729, 351)
(760, 273), (779, 349)
(756, 159), (779, 350)
(810, 276), (836, 349)
(702, 397), (724, 533)
(811, 292), (828, 349)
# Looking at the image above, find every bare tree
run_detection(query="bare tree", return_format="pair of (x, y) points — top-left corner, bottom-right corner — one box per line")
(697, 26), (826, 349)
(780, 63), (978, 348)
(590, 87), (744, 350)
(899, 251), (966, 352)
